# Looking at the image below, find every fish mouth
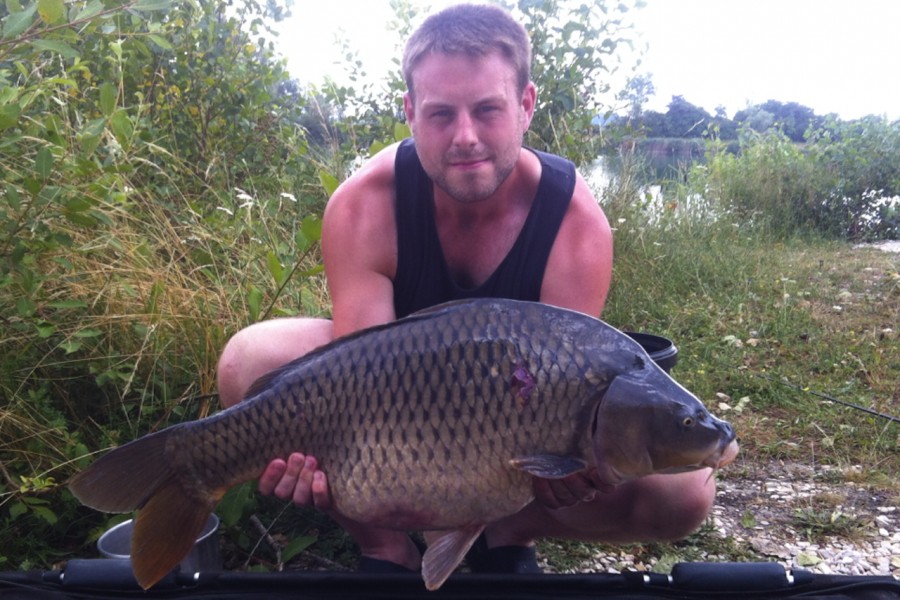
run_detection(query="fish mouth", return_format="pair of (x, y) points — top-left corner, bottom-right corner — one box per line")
(702, 439), (740, 470)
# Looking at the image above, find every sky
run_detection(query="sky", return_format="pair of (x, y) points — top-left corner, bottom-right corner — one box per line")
(276, 0), (900, 121)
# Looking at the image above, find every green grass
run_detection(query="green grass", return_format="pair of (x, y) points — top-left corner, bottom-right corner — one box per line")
(791, 506), (868, 543)
(603, 210), (899, 477)
(1, 152), (898, 574)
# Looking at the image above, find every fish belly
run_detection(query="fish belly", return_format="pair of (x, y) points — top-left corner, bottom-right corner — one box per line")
(332, 454), (535, 529)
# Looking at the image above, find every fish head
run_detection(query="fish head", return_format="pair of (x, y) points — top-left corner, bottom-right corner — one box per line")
(589, 353), (737, 486)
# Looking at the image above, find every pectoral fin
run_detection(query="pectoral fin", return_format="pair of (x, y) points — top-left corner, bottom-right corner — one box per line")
(421, 524), (484, 591)
(510, 454), (588, 479)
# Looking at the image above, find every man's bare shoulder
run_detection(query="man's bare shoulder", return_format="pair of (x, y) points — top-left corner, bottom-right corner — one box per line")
(330, 143), (400, 207)
(541, 172), (613, 315)
(322, 143), (401, 284)
(553, 173), (608, 237)
(323, 143), (399, 232)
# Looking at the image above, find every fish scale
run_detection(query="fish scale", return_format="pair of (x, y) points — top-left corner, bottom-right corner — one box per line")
(207, 303), (582, 522)
(69, 298), (736, 591)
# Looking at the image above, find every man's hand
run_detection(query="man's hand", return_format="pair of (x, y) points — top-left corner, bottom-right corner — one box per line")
(259, 453), (332, 510)
(532, 469), (615, 509)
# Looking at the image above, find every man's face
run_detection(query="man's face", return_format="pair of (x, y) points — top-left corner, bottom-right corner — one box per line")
(404, 51), (536, 204)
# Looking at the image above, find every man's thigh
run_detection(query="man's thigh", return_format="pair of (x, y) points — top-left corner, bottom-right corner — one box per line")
(218, 317), (334, 407)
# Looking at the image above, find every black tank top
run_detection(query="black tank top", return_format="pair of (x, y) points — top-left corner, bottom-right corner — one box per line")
(393, 138), (576, 319)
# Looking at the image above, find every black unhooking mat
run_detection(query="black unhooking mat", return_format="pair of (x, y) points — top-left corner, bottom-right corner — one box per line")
(1, 561), (898, 600)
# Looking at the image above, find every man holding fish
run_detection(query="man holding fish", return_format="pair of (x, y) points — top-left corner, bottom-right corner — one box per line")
(215, 3), (738, 577)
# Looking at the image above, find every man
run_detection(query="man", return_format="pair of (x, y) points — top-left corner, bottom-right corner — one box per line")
(217, 3), (729, 575)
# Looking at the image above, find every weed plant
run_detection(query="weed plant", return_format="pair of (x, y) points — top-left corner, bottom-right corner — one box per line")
(3, 136), (897, 576)
(1, 0), (897, 577)
(601, 151), (898, 478)
(0, 173), (328, 570)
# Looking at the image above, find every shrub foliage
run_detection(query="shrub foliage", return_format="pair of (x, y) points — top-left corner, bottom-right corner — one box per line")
(0, 0), (895, 574)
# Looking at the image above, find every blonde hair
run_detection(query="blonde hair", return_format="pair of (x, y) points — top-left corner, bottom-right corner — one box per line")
(402, 4), (532, 98)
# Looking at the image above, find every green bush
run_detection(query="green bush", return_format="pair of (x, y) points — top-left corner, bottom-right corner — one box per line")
(806, 115), (900, 240)
(0, 0), (333, 568)
(702, 128), (822, 238)
(700, 120), (900, 241)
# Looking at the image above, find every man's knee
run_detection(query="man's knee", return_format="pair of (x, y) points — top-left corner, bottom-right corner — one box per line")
(216, 329), (254, 408)
(635, 472), (717, 541)
(511, 471), (718, 544)
(216, 318), (334, 409)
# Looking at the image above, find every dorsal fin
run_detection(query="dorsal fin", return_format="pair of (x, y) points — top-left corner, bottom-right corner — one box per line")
(241, 299), (496, 401)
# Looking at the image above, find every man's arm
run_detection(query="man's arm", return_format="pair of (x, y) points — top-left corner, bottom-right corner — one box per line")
(540, 173), (613, 317)
(322, 145), (400, 337)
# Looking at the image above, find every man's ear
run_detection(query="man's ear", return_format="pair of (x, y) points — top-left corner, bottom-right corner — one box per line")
(403, 92), (416, 129)
(521, 81), (536, 129)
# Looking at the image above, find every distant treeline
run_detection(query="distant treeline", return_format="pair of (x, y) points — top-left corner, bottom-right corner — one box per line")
(629, 96), (839, 143)
(605, 94), (900, 241)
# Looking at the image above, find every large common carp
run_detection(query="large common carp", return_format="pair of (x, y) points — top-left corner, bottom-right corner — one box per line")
(69, 298), (736, 591)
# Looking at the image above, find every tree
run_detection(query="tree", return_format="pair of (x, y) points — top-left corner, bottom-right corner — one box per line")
(734, 100), (818, 142)
(620, 73), (656, 122)
(638, 110), (669, 137)
(511, 0), (642, 166)
(711, 105), (737, 140)
(744, 108), (776, 133)
(665, 95), (712, 138)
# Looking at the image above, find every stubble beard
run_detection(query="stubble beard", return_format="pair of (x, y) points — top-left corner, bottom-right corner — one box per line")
(424, 127), (525, 204)
(432, 157), (517, 204)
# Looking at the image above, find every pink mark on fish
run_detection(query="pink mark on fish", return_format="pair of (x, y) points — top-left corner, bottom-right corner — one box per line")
(510, 362), (535, 405)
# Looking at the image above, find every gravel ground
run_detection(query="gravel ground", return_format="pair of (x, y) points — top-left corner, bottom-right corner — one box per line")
(539, 460), (899, 580)
(712, 462), (899, 578)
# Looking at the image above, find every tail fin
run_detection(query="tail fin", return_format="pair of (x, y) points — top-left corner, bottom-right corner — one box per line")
(69, 429), (174, 512)
(69, 427), (218, 589)
(131, 476), (214, 588)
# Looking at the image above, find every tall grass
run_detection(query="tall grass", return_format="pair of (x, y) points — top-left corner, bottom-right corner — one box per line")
(701, 130), (823, 239)
(0, 145), (331, 567)
(600, 149), (898, 476)
(2, 134), (898, 575)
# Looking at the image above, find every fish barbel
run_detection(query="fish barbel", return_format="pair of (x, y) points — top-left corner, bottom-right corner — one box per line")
(69, 298), (736, 590)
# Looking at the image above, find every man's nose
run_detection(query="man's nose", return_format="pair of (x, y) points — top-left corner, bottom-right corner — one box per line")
(452, 112), (477, 148)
